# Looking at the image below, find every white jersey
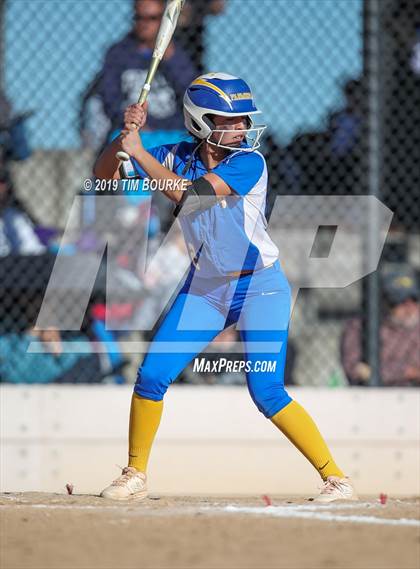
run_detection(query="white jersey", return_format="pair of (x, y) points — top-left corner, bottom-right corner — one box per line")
(133, 141), (279, 277)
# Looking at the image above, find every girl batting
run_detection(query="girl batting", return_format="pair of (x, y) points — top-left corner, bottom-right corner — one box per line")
(94, 73), (356, 502)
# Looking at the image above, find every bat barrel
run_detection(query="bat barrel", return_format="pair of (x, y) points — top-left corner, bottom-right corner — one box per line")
(114, 0), (185, 167)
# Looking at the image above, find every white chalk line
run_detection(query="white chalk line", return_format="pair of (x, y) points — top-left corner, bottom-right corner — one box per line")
(1, 501), (419, 527)
(217, 505), (420, 527)
(1, 500), (375, 511)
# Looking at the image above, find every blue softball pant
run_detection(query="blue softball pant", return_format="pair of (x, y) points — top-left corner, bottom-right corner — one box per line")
(134, 261), (293, 418)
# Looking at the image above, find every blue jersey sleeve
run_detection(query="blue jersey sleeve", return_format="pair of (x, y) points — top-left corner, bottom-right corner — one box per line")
(131, 144), (176, 178)
(211, 151), (265, 196)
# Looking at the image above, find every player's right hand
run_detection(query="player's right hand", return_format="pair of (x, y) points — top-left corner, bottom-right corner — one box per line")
(124, 102), (148, 131)
(119, 127), (143, 157)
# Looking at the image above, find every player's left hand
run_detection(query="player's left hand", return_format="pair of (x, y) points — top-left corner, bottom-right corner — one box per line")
(119, 128), (143, 157)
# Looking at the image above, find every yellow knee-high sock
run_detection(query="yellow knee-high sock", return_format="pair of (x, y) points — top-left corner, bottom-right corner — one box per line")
(128, 393), (163, 473)
(271, 400), (344, 480)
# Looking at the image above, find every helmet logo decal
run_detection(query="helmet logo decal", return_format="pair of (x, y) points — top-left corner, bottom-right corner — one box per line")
(230, 92), (253, 101)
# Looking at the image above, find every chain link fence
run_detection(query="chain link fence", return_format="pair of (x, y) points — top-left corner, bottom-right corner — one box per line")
(0, 0), (419, 386)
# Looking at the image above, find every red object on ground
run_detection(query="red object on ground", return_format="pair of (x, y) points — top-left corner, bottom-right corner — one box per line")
(262, 494), (272, 506)
(66, 483), (74, 495)
(379, 493), (388, 505)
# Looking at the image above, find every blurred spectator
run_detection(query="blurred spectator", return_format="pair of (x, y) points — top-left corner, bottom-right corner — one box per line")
(0, 260), (104, 384)
(284, 77), (366, 199)
(326, 77), (366, 196)
(0, 89), (32, 165)
(0, 91), (39, 255)
(175, 0), (226, 75)
(80, 72), (111, 152)
(0, 172), (46, 256)
(96, 0), (197, 137)
(0, 89), (118, 382)
(286, 131), (330, 196)
(341, 268), (420, 386)
(328, 78), (364, 160)
(0, 327), (102, 384)
(382, 0), (420, 231)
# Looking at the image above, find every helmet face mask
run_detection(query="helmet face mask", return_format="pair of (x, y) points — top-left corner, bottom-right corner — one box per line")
(206, 124), (266, 151)
(183, 73), (266, 151)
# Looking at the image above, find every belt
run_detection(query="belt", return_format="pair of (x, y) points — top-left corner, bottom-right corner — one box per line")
(226, 269), (254, 278)
(226, 263), (274, 278)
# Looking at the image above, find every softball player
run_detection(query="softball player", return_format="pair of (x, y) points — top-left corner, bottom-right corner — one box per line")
(95, 73), (357, 502)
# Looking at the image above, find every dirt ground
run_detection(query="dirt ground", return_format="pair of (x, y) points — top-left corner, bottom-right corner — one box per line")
(1, 492), (419, 569)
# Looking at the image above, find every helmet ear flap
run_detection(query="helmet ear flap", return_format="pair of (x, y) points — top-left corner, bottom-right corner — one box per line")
(191, 118), (202, 132)
(203, 114), (215, 130)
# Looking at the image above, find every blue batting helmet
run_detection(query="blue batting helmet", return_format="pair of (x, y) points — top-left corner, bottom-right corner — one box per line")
(183, 72), (265, 150)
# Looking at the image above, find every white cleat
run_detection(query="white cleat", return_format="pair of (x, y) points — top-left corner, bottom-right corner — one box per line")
(314, 476), (358, 503)
(100, 466), (148, 501)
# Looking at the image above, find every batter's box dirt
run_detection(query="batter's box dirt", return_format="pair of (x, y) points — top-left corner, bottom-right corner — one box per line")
(1, 493), (419, 569)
